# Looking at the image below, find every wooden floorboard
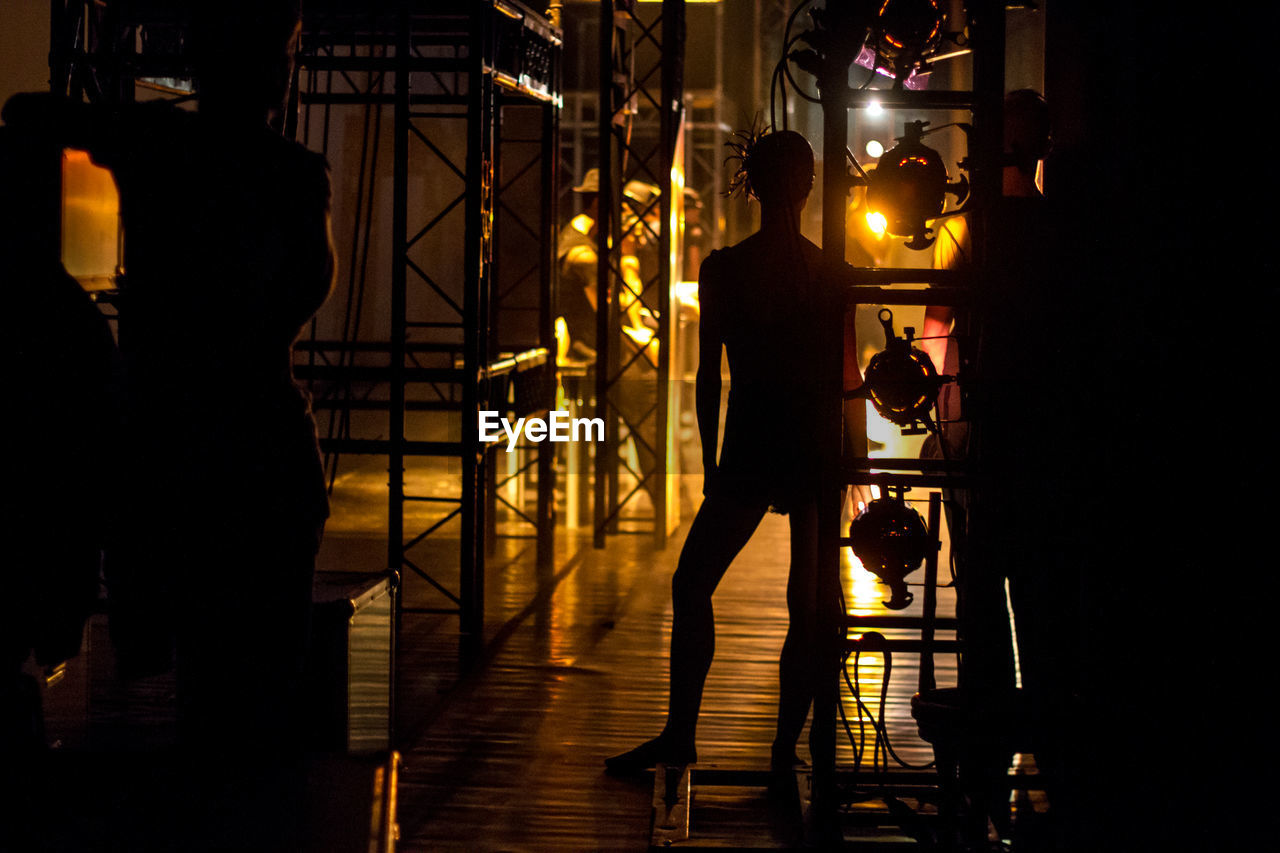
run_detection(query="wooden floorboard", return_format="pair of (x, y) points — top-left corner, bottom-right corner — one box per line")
(34, 456), (961, 850)
(387, 501), (959, 852)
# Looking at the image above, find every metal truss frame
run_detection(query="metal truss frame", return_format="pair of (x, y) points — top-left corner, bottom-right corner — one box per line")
(289, 1), (561, 645)
(593, 0), (684, 549)
(808, 0), (1010, 828)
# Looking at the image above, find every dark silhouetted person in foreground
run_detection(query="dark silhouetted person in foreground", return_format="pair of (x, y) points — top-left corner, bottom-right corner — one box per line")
(1, 129), (119, 754)
(606, 129), (843, 780)
(5, 2), (333, 845)
(918, 89), (1080, 845)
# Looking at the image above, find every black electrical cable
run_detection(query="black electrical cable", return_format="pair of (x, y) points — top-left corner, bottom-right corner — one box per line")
(857, 52), (880, 91)
(769, 60), (785, 131)
(850, 649), (883, 774)
(872, 649), (935, 770)
(780, 0), (816, 61)
(837, 583), (937, 774)
(835, 660), (866, 769)
(916, 120), (967, 137)
(780, 57), (822, 109)
(836, 584), (872, 775)
(844, 646), (936, 772)
(845, 146), (870, 181)
(774, 0), (821, 123)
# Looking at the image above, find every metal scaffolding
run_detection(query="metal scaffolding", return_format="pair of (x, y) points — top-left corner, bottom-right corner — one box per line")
(812, 0), (1008, 835)
(592, 0), (685, 548)
(293, 1), (561, 646)
(47, 1), (560, 654)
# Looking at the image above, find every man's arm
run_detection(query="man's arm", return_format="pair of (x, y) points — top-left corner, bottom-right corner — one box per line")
(695, 254), (722, 491)
(922, 216), (971, 374)
(921, 304), (952, 375)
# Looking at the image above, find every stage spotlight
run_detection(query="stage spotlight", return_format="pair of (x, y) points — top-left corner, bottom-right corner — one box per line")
(865, 120), (968, 250)
(847, 492), (930, 610)
(854, 308), (949, 434)
(871, 0), (945, 83)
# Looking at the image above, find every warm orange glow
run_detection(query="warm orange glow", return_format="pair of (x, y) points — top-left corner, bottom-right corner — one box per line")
(61, 148), (121, 290)
(842, 542), (886, 616)
(866, 211), (888, 236)
(674, 280), (699, 309)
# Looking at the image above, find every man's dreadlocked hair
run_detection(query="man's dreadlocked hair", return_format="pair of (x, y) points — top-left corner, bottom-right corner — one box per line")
(725, 123), (814, 208)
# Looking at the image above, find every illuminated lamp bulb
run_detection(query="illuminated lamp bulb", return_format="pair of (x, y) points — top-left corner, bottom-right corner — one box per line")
(866, 139), (885, 158)
(867, 100), (884, 118)
(865, 120), (967, 250)
(865, 210), (888, 237)
(847, 495), (929, 610)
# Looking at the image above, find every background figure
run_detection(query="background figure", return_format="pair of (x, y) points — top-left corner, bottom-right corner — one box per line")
(1, 128), (119, 753)
(557, 168), (660, 504)
(557, 169), (604, 362)
(922, 89), (1070, 837)
(605, 129), (845, 778)
(4, 0), (334, 766)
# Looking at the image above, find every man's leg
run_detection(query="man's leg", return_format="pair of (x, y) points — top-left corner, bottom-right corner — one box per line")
(606, 489), (766, 772)
(774, 498), (820, 764)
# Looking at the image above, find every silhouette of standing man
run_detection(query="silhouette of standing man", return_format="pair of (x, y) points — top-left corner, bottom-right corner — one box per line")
(606, 129), (844, 778)
(4, 0), (334, 760)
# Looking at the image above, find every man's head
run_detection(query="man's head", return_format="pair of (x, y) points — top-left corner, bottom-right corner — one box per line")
(186, 1), (302, 122)
(728, 128), (815, 210)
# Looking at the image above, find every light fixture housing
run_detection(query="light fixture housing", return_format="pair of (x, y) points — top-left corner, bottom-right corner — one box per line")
(871, 0), (946, 83)
(865, 120), (968, 250)
(859, 308), (949, 433)
(848, 493), (930, 610)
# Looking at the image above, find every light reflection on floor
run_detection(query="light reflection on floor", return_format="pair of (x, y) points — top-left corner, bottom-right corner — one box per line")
(351, 469), (958, 850)
(305, 383), (964, 849)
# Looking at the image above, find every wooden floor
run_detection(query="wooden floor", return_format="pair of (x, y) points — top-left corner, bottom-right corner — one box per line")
(377, 483), (958, 852)
(29, 462), (965, 851)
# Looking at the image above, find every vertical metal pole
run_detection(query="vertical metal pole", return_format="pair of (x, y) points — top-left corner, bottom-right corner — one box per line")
(605, 173), (622, 539)
(390, 2), (408, 578)
(593, 0), (613, 549)
(461, 11), (492, 642)
(955, 0), (1004, 695)
(537, 95), (560, 572)
(389, 5), (410, 713)
(605, 5), (626, 537)
(485, 95), (501, 562)
(388, 571), (399, 748)
(712, 0), (724, 249)
(752, 0), (762, 121)
(812, 33), (856, 825)
(920, 490), (942, 694)
(969, 0), (1005, 275)
(655, 0), (684, 549)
